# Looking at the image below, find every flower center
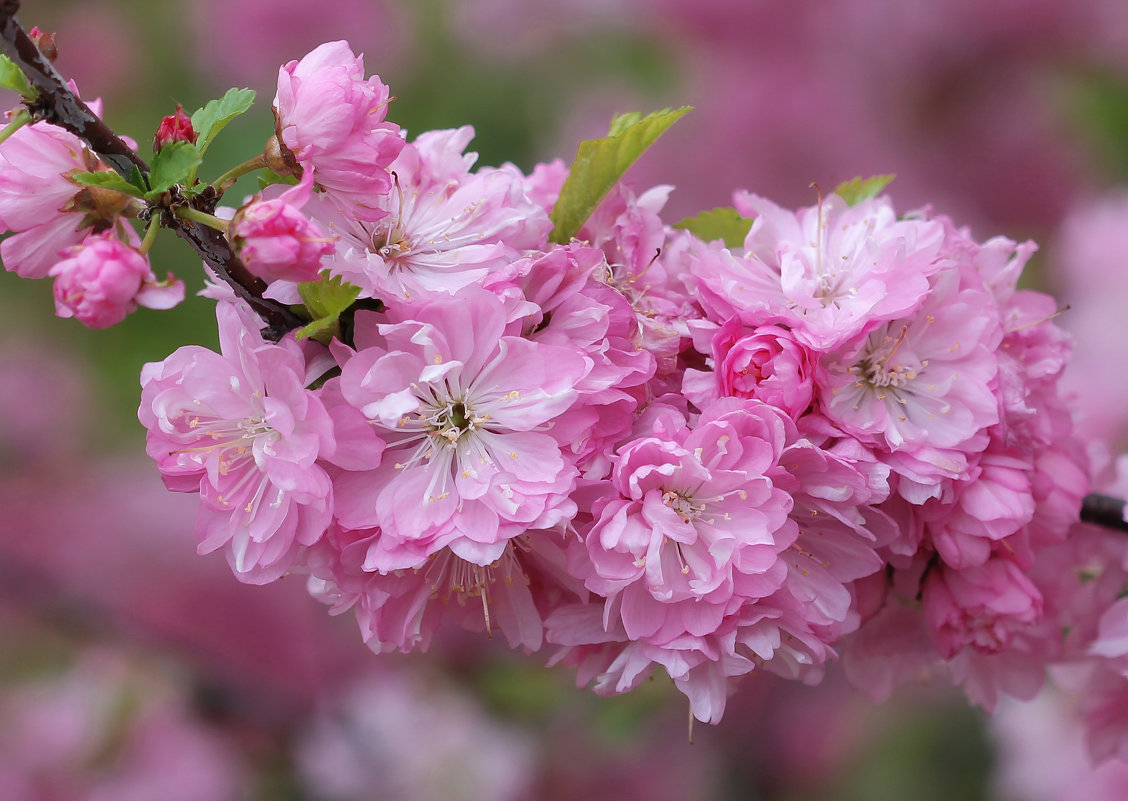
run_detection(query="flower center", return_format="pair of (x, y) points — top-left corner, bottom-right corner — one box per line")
(662, 489), (702, 523)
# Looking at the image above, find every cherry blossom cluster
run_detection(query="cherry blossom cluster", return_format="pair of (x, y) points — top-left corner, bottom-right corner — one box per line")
(2, 29), (1125, 743)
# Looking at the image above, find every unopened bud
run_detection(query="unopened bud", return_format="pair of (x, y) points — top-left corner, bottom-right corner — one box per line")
(28, 27), (58, 62)
(153, 105), (198, 153)
(264, 133), (300, 178)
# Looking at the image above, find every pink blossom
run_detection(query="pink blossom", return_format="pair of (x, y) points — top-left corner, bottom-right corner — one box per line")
(322, 126), (551, 298)
(0, 115), (128, 279)
(273, 40), (404, 217)
(50, 231), (184, 328)
(139, 303), (336, 583)
(231, 171), (335, 283)
(333, 286), (590, 570)
(819, 268), (1002, 454)
(922, 558), (1043, 659)
(699, 317), (816, 418)
(719, 192), (946, 349)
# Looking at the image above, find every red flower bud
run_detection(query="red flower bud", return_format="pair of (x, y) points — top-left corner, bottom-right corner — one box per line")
(152, 105), (198, 153)
(28, 27), (58, 62)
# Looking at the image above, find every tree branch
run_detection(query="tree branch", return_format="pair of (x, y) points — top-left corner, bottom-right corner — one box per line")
(0, 0), (305, 339)
(1080, 493), (1128, 533)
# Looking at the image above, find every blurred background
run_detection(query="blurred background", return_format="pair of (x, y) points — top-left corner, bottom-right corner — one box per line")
(4, 0), (1128, 798)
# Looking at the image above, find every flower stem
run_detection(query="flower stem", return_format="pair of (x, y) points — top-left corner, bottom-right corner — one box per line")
(0, 107), (31, 147)
(213, 154), (267, 193)
(174, 205), (230, 233)
(139, 213), (161, 255)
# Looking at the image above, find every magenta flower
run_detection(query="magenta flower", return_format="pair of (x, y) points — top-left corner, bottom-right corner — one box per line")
(50, 231), (184, 328)
(274, 40), (404, 217)
(139, 303), (336, 583)
(231, 171), (335, 284)
(334, 286), (591, 570)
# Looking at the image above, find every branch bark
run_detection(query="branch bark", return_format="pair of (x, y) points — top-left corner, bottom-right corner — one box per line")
(1080, 493), (1128, 533)
(0, 0), (304, 339)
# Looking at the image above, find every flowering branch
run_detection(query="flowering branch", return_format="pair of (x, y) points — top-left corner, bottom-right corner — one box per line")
(0, 0), (304, 339)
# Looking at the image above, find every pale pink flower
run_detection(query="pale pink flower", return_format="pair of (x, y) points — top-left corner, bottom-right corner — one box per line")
(819, 268), (1002, 453)
(725, 192), (947, 349)
(231, 171), (335, 283)
(50, 231), (184, 328)
(0, 112), (130, 279)
(273, 40), (404, 216)
(139, 303), (336, 583)
(333, 286), (590, 570)
(322, 126), (551, 298)
(307, 523), (584, 653)
(923, 558), (1043, 659)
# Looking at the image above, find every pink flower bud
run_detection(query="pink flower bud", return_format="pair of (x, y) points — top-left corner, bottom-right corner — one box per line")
(153, 105), (198, 153)
(50, 231), (184, 328)
(231, 171), (334, 283)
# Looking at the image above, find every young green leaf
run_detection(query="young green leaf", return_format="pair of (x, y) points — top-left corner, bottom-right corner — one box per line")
(257, 168), (300, 191)
(127, 164), (148, 193)
(191, 87), (256, 155)
(296, 274), (362, 343)
(0, 54), (35, 100)
(549, 106), (691, 244)
(673, 207), (754, 249)
(833, 174), (896, 206)
(67, 170), (145, 197)
(147, 141), (202, 196)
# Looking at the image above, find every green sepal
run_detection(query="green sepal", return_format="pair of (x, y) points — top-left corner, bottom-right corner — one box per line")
(67, 169), (145, 198)
(833, 174), (896, 206)
(127, 164), (148, 193)
(673, 207), (754, 249)
(0, 54), (35, 100)
(146, 141), (202, 196)
(548, 105), (691, 245)
(296, 273), (362, 343)
(191, 88), (256, 156)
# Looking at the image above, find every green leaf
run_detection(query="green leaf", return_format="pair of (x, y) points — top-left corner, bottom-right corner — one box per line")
(833, 174), (896, 206)
(147, 141), (202, 196)
(549, 106), (691, 244)
(296, 274), (362, 343)
(67, 170), (145, 197)
(191, 87), (256, 155)
(0, 54), (35, 99)
(673, 207), (754, 249)
(257, 168), (300, 192)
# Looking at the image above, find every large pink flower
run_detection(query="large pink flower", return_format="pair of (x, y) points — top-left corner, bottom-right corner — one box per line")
(333, 286), (591, 570)
(274, 40), (404, 217)
(321, 126), (551, 299)
(139, 303), (336, 582)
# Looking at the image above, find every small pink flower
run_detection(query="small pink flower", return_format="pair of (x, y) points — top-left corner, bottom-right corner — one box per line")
(232, 172), (335, 283)
(273, 40), (404, 216)
(50, 231), (183, 328)
(709, 317), (815, 418)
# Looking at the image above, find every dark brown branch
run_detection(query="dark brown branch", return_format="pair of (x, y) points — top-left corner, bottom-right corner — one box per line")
(1080, 494), (1128, 533)
(0, 1), (305, 339)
